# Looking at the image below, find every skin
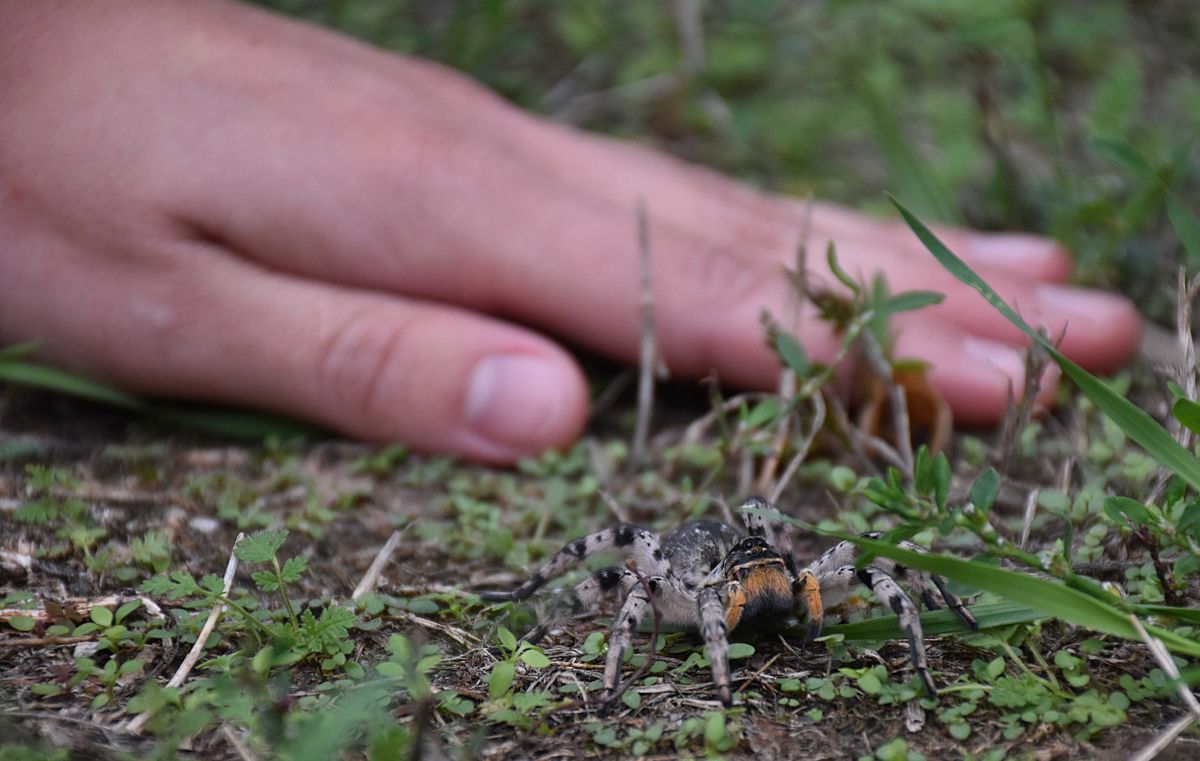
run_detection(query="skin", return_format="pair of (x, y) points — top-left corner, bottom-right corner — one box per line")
(0, 1), (1142, 463)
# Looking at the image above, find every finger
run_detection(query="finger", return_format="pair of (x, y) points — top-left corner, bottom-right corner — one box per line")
(28, 241), (588, 463)
(864, 256), (1142, 372)
(891, 315), (1061, 425)
(805, 203), (1075, 283)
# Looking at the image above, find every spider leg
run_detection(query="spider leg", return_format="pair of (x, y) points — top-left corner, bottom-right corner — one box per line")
(698, 584), (739, 706)
(594, 571), (699, 704)
(792, 568), (823, 642)
(738, 496), (800, 576)
(815, 563), (938, 696)
(519, 566), (632, 644)
(808, 533), (977, 630)
(857, 566), (939, 697)
(480, 524), (667, 602)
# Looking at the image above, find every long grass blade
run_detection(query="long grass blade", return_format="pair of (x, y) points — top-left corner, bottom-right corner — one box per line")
(0, 359), (147, 410)
(819, 600), (1041, 641)
(891, 196), (1200, 492)
(0, 352), (315, 441)
(842, 533), (1200, 657)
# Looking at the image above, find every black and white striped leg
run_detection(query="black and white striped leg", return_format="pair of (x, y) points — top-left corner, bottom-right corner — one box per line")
(480, 524), (668, 602)
(601, 579), (658, 700)
(817, 564), (937, 697)
(806, 533), (977, 630)
(738, 496), (800, 576)
(698, 585), (736, 706)
(519, 566), (634, 643)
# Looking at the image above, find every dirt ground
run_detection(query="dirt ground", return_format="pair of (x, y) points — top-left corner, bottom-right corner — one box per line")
(2, 371), (1199, 760)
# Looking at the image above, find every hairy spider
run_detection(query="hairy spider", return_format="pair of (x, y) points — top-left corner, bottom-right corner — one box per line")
(482, 496), (977, 705)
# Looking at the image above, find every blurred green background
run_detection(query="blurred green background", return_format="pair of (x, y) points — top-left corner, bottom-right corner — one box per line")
(252, 0), (1200, 321)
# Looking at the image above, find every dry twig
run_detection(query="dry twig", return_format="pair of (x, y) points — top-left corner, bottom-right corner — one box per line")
(351, 529), (404, 601)
(631, 200), (657, 470)
(768, 393), (826, 504)
(859, 331), (914, 480)
(127, 532), (244, 734)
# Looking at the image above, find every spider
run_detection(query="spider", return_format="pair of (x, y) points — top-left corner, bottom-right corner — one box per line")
(482, 496), (978, 705)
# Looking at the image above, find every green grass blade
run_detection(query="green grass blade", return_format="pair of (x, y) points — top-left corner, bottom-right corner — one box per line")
(0, 341), (42, 361)
(891, 196), (1200, 493)
(1091, 137), (1157, 179)
(1167, 193), (1200, 267)
(0, 352), (315, 441)
(862, 74), (958, 223)
(819, 600), (1042, 641)
(151, 405), (318, 441)
(1137, 603), (1200, 626)
(841, 533), (1200, 657)
(0, 359), (147, 410)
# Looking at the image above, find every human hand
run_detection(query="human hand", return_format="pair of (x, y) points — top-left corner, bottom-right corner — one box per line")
(0, 0), (1142, 462)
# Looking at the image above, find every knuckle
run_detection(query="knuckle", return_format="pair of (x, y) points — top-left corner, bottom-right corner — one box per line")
(314, 305), (423, 427)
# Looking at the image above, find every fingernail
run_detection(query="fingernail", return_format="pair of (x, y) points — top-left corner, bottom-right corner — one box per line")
(464, 354), (575, 453)
(968, 234), (1062, 267)
(1037, 284), (1129, 318)
(963, 336), (1025, 385)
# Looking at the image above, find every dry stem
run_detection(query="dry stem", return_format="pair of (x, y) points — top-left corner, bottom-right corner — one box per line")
(630, 200), (657, 470)
(127, 532), (245, 734)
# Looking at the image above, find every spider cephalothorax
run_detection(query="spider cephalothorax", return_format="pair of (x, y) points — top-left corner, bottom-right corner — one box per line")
(482, 497), (978, 705)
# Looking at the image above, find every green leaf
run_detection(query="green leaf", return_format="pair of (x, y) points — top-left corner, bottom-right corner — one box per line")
(893, 197), (1200, 493)
(518, 646), (551, 669)
(582, 631), (605, 656)
(704, 712), (728, 747)
(933, 453), (951, 510)
(439, 692), (475, 716)
(857, 671), (883, 695)
(8, 615), (36, 632)
(968, 468), (1000, 511)
(251, 569), (279, 592)
(1179, 502), (1200, 538)
(622, 690), (642, 709)
(1091, 137), (1157, 178)
(118, 659), (144, 677)
(488, 660), (516, 699)
(986, 657), (1006, 680)
(743, 398), (782, 429)
(375, 661), (405, 678)
(497, 626), (518, 653)
(727, 642), (755, 660)
(874, 290), (945, 317)
(826, 242), (861, 297)
(1104, 496), (1151, 527)
(90, 607), (113, 628)
(280, 555), (308, 583)
(1171, 398), (1200, 436)
(774, 332), (811, 378)
(234, 530), (288, 563)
